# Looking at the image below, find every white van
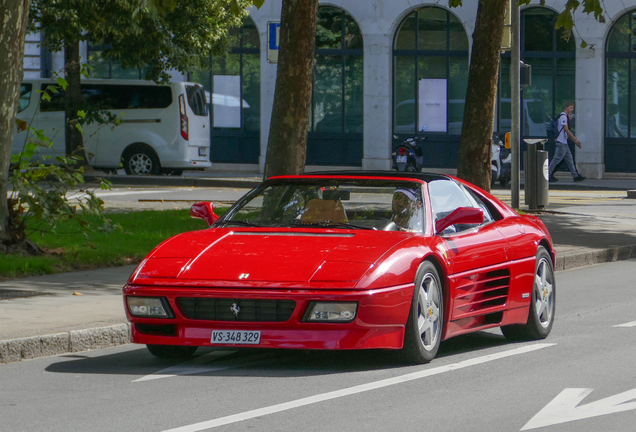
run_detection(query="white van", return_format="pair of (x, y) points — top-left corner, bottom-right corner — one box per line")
(14, 79), (211, 175)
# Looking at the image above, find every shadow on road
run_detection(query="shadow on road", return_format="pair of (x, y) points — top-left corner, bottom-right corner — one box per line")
(45, 330), (517, 378)
(537, 213), (636, 249)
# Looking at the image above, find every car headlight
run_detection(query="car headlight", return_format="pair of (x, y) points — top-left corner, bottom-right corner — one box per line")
(304, 302), (358, 323)
(127, 296), (174, 318)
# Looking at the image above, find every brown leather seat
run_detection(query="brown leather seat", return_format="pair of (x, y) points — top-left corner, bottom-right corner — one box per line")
(300, 199), (348, 223)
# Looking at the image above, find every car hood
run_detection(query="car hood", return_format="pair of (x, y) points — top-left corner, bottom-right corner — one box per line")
(131, 228), (412, 285)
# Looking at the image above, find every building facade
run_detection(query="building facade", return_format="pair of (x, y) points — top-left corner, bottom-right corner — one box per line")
(24, 1), (636, 177)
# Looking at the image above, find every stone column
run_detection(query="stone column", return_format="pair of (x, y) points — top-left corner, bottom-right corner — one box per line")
(362, 33), (393, 170)
(574, 36), (605, 179)
(571, 3), (614, 179)
(252, 2), (282, 174)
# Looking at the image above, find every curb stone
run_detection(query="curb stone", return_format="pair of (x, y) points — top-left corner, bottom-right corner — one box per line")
(1, 245), (636, 365)
(0, 324), (130, 364)
(555, 244), (636, 272)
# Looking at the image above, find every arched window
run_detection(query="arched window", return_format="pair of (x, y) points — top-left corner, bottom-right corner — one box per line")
(393, 7), (469, 168)
(605, 10), (636, 172)
(497, 8), (576, 138)
(307, 6), (363, 166)
(190, 18), (260, 164)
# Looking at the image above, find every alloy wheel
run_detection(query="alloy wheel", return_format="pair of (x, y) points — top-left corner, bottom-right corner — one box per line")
(129, 153), (153, 175)
(534, 256), (554, 328)
(417, 273), (441, 350)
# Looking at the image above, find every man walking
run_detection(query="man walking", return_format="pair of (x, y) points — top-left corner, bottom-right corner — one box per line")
(549, 102), (585, 182)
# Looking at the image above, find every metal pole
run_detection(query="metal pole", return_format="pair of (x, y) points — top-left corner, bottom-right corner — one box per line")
(510, 0), (520, 209)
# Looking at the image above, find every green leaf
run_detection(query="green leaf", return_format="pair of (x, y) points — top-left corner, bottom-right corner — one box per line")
(56, 77), (68, 90)
(555, 10), (575, 30)
(75, 123), (84, 134)
(580, 40), (588, 49)
(252, 0), (265, 9)
(77, 110), (86, 119)
(230, 0), (240, 15)
(41, 93), (51, 102)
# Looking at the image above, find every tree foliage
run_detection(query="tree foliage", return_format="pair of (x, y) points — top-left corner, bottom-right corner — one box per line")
(6, 73), (119, 255)
(30, 0), (261, 83)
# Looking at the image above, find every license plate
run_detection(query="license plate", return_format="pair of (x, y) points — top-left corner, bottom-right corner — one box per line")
(396, 155), (407, 163)
(211, 330), (261, 345)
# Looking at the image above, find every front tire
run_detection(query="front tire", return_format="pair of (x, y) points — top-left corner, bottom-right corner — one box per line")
(401, 261), (444, 364)
(501, 246), (555, 340)
(146, 344), (198, 360)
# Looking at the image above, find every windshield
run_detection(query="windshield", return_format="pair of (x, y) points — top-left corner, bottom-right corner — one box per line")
(218, 179), (425, 232)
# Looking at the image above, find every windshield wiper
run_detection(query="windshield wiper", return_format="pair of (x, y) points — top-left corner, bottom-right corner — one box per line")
(222, 219), (262, 227)
(293, 221), (374, 230)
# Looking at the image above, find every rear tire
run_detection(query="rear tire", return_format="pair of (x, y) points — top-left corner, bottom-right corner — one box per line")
(146, 344), (198, 360)
(123, 146), (161, 176)
(401, 261), (444, 364)
(501, 246), (555, 340)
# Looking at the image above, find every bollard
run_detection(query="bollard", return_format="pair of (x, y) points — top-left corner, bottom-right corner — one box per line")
(524, 139), (549, 210)
(524, 143), (537, 208)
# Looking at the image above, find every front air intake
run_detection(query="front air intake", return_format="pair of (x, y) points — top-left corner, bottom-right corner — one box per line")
(176, 298), (296, 322)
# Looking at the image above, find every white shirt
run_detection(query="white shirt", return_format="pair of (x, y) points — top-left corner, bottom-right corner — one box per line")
(556, 112), (568, 144)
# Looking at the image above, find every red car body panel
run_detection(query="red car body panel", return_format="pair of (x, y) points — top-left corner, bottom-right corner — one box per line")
(123, 172), (554, 351)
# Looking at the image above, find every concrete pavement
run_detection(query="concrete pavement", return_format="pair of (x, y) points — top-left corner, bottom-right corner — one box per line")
(1, 170), (636, 364)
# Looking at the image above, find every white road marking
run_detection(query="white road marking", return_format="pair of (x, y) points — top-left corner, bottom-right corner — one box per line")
(521, 387), (636, 430)
(161, 343), (555, 432)
(134, 351), (236, 382)
(92, 190), (170, 198)
(613, 320), (636, 328)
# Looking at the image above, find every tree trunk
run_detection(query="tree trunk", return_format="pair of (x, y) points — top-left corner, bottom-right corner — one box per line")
(0, 0), (31, 239)
(457, 0), (506, 191)
(264, 0), (318, 178)
(64, 38), (87, 165)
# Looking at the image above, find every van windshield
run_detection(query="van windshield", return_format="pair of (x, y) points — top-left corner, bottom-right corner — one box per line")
(186, 85), (207, 117)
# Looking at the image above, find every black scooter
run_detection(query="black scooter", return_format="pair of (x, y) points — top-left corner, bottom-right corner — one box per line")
(392, 127), (428, 172)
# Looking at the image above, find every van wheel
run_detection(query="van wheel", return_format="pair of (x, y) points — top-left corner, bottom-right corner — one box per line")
(124, 147), (160, 176)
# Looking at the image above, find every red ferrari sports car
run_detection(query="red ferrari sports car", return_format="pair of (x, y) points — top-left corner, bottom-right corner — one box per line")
(123, 172), (555, 364)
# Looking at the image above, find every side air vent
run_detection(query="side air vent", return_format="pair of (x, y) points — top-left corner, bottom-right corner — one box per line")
(452, 268), (510, 321)
(176, 298), (296, 322)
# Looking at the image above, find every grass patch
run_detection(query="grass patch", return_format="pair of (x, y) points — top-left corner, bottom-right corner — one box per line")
(0, 208), (227, 279)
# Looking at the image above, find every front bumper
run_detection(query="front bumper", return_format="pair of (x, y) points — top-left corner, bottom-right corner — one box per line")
(123, 284), (413, 350)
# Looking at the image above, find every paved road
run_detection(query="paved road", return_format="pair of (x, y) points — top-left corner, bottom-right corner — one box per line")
(2, 259), (635, 432)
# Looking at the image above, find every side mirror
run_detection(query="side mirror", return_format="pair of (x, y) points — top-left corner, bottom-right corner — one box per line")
(190, 202), (219, 227)
(435, 207), (483, 234)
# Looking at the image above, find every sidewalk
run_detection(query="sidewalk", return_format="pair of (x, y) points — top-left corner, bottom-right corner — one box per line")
(1, 171), (636, 364)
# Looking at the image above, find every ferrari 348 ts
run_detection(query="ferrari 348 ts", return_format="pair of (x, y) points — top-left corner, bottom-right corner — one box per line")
(123, 172), (556, 364)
